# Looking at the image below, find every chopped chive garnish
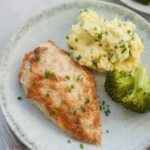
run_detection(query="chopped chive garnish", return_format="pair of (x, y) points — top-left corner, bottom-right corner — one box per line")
(107, 109), (111, 114)
(17, 96), (22, 100)
(44, 70), (55, 78)
(106, 130), (109, 133)
(131, 34), (135, 40)
(65, 75), (70, 80)
(66, 35), (69, 40)
(45, 93), (50, 98)
(99, 105), (102, 110)
(80, 105), (86, 112)
(85, 98), (90, 104)
(80, 21), (84, 27)
(93, 27), (97, 31)
(75, 55), (81, 61)
(102, 101), (105, 105)
(97, 33), (102, 40)
(35, 54), (40, 61)
(105, 111), (109, 116)
(80, 143), (84, 149)
(77, 74), (83, 81)
(43, 47), (48, 51)
(66, 51), (71, 57)
(114, 45), (118, 49)
(127, 30), (131, 34)
(80, 9), (88, 13)
(71, 110), (77, 115)
(67, 139), (71, 143)
(68, 84), (75, 92)
(122, 48), (126, 54)
(75, 38), (78, 42)
(141, 38), (144, 42)
(68, 45), (74, 50)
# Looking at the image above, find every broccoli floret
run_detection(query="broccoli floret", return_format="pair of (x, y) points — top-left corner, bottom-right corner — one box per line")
(105, 66), (150, 113)
(122, 67), (150, 112)
(105, 70), (133, 102)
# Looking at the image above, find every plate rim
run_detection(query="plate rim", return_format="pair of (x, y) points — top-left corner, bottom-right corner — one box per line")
(120, 0), (150, 14)
(0, 0), (150, 150)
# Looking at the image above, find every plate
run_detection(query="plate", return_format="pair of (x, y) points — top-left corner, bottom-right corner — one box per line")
(120, 0), (150, 14)
(0, 0), (150, 150)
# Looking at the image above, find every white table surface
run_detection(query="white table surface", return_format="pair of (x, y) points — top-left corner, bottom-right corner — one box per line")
(0, 0), (149, 150)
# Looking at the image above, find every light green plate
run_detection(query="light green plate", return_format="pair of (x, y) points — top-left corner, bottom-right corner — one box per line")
(0, 0), (150, 150)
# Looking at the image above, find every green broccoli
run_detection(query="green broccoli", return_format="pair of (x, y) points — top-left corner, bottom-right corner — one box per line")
(105, 70), (134, 102)
(105, 66), (150, 113)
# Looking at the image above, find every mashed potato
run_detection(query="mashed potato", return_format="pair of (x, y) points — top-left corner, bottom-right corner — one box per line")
(66, 9), (143, 72)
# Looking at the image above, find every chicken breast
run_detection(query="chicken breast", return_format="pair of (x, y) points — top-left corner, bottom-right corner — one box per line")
(19, 40), (101, 145)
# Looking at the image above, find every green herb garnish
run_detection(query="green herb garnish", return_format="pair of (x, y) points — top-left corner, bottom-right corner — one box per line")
(67, 139), (71, 143)
(93, 27), (97, 31)
(127, 30), (131, 34)
(17, 96), (22, 100)
(99, 105), (102, 110)
(66, 51), (72, 57)
(75, 55), (81, 61)
(102, 101), (105, 105)
(80, 9), (88, 13)
(75, 38), (78, 42)
(114, 45), (118, 49)
(141, 38), (144, 42)
(68, 45), (74, 50)
(97, 33), (102, 40)
(131, 34), (135, 40)
(104, 111), (109, 116)
(66, 35), (69, 40)
(107, 109), (111, 114)
(45, 93), (50, 98)
(36, 55), (40, 61)
(80, 105), (86, 112)
(77, 74), (83, 81)
(71, 110), (77, 115)
(43, 47), (48, 51)
(68, 84), (75, 92)
(44, 70), (55, 78)
(80, 21), (84, 27)
(106, 130), (109, 133)
(65, 75), (70, 80)
(80, 143), (84, 149)
(85, 98), (90, 104)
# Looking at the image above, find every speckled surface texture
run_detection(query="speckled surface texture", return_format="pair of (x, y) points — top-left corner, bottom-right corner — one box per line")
(0, 0), (150, 150)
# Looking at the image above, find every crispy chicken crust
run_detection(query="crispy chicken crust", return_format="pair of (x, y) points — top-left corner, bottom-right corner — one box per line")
(19, 40), (101, 145)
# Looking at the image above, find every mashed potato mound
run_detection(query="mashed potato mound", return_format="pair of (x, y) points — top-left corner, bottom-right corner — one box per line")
(66, 9), (143, 72)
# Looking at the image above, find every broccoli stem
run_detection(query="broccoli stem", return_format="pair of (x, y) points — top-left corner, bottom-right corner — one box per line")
(134, 67), (149, 89)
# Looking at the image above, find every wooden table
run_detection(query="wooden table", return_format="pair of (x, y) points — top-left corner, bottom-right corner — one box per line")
(0, 0), (149, 149)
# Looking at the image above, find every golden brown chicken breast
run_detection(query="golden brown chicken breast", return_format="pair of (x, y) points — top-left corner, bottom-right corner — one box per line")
(19, 40), (101, 145)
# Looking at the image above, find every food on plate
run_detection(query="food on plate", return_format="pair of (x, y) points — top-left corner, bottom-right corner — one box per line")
(66, 9), (143, 73)
(105, 66), (150, 113)
(18, 40), (101, 145)
(136, 0), (150, 5)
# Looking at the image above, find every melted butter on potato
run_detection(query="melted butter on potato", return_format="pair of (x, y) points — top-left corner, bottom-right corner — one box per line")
(66, 9), (143, 72)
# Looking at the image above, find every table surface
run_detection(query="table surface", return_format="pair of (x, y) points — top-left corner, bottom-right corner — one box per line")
(0, 0), (149, 150)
